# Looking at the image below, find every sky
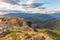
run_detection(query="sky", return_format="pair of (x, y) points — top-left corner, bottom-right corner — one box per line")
(0, 0), (60, 15)
(35, 0), (60, 10)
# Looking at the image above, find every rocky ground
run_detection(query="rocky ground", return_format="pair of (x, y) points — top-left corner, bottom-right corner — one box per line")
(0, 17), (53, 40)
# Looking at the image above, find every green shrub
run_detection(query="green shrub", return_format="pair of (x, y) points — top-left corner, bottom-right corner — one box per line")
(34, 28), (38, 32)
(17, 29), (22, 33)
(33, 37), (38, 40)
(5, 30), (12, 34)
(27, 21), (32, 27)
(47, 30), (60, 40)
(25, 33), (32, 39)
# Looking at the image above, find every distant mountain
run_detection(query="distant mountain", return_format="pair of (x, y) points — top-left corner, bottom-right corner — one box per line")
(3, 13), (54, 23)
(50, 12), (60, 18)
(2, 13), (60, 29)
(0, 10), (24, 13)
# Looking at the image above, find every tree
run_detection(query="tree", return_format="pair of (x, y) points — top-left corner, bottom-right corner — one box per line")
(27, 21), (33, 27)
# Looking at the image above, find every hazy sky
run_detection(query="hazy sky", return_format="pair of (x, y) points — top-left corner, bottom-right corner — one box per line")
(35, 0), (60, 10)
(0, 0), (60, 15)
(21, 0), (60, 10)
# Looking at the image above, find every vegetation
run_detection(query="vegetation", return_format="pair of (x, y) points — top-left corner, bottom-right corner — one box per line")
(33, 37), (39, 40)
(4, 30), (12, 34)
(17, 29), (22, 33)
(27, 21), (32, 27)
(24, 33), (32, 39)
(47, 30), (60, 40)
(0, 17), (60, 40)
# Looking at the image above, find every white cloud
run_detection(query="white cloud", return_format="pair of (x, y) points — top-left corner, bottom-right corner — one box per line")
(27, 0), (34, 4)
(0, 0), (59, 15)
(0, 2), (25, 10)
(0, 0), (20, 5)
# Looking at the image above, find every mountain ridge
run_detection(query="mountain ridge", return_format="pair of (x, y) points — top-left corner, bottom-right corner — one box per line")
(3, 13), (54, 22)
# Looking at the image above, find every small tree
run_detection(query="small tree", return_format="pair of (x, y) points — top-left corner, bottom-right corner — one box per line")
(27, 21), (32, 27)
(34, 28), (38, 32)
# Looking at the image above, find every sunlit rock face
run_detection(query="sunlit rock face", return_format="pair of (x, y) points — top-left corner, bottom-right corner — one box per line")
(0, 17), (26, 34)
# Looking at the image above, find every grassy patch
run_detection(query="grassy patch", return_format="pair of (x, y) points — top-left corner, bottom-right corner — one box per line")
(24, 33), (32, 39)
(47, 30), (60, 40)
(17, 29), (22, 33)
(33, 37), (38, 40)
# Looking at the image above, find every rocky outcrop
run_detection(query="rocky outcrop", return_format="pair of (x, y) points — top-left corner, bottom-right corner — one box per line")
(0, 17), (34, 34)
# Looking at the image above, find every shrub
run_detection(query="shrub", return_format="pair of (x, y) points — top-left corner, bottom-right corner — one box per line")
(34, 28), (38, 32)
(5, 30), (12, 34)
(25, 33), (32, 39)
(17, 29), (22, 33)
(27, 21), (32, 27)
(33, 37), (38, 40)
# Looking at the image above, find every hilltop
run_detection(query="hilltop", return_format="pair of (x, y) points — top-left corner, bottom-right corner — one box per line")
(0, 17), (60, 40)
(0, 17), (54, 40)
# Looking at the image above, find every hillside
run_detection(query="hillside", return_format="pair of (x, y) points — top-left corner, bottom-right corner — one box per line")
(0, 17), (60, 40)
(0, 17), (53, 40)
(4, 13), (54, 22)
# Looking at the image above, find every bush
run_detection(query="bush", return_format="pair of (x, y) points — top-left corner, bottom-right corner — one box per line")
(25, 33), (32, 39)
(5, 30), (12, 34)
(27, 21), (32, 27)
(17, 29), (22, 33)
(33, 37), (38, 40)
(34, 28), (38, 32)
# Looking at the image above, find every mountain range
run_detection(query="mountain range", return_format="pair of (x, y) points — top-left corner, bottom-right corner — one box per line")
(0, 11), (60, 23)
(50, 12), (60, 18)
(3, 13), (54, 23)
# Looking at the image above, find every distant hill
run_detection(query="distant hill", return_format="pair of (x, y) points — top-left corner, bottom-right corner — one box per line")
(3, 13), (54, 23)
(3, 13), (60, 29)
(50, 12), (60, 18)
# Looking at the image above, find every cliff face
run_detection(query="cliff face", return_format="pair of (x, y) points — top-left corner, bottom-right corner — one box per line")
(0, 17), (34, 34)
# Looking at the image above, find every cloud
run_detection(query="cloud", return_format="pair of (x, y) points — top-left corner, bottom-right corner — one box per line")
(19, 3), (44, 8)
(0, 0), (20, 5)
(0, 0), (47, 14)
(0, 1), (25, 10)
(26, 0), (34, 4)
(31, 3), (44, 8)
(0, 0), (44, 8)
